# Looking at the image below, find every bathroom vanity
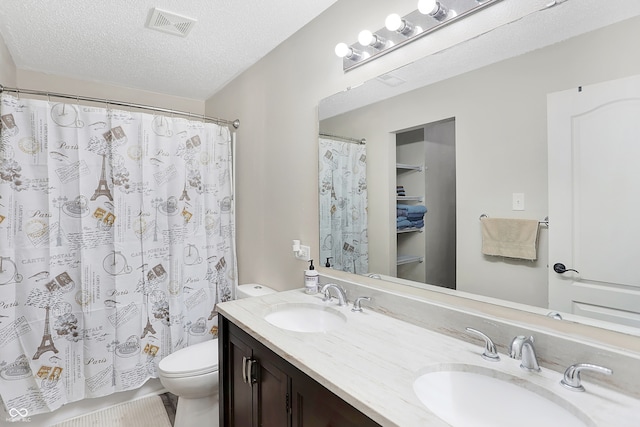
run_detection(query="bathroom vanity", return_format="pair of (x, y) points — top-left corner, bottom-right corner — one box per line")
(217, 283), (640, 426)
(219, 318), (380, 426)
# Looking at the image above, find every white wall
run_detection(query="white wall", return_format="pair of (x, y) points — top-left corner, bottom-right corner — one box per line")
(206, 0), (640, 305)
(0, 30), (16, 86)
(204, 0), (542, 290)
(423, 120), (456, 289)
(15, 70), (204, 114)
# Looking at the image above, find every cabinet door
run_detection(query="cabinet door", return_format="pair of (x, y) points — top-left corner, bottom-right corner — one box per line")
(223, 319), (290, 427)
(291, 372), (381, 427)
(254, 351), (290, 427)
(228, 333), (256, 427)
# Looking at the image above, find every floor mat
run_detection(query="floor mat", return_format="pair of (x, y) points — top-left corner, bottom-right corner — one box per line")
(52, 395), (172, 427)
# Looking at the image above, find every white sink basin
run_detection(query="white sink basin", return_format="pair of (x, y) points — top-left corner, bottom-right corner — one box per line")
(264, 303), (347, 333)
(413, 366), (591, 427)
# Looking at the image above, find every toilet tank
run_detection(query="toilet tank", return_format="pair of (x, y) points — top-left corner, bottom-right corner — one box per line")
(237, 283), (276, 299)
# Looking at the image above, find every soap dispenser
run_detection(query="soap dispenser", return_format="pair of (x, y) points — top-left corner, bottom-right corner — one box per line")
(304, 260), (319, 294)
(325, 257), (332, 268)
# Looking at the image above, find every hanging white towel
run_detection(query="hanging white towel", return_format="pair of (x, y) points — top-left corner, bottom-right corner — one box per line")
(481, 218), (540, 260)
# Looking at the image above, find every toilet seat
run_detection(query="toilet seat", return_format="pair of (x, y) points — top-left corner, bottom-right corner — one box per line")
(159, 339), (219, 378)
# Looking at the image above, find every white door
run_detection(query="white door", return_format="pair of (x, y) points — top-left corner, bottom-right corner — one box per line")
(548, 74), (640, 328)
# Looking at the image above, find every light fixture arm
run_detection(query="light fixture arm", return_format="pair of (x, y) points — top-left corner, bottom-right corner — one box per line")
(429, 2), (449, 21)
(335, 0), (503, 72)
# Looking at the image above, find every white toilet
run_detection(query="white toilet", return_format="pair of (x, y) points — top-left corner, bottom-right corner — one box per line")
(158, 284), (276, 427)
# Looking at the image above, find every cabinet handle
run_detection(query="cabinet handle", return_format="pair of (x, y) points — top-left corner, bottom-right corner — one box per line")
(242, 357), (257, 386)
(246, 359), (256, 387)
(242, 356), (249, 384)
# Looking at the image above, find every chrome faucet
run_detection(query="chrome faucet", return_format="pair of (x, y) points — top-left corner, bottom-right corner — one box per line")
(320, 284), (348, 306)
(560, 363), (613, 392)
(509, 335), (540, 372)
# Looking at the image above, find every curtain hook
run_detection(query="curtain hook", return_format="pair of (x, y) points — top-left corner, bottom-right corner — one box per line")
(47, 93), (51, 103)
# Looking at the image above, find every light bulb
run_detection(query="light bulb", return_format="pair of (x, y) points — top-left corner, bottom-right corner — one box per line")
(335, 43), (361, 60)
(358, 30), (374, 47)
(358, 30), (387, 49)
(385, 13), (414, 35)
(335, 42), (351, 58)
(418, 0), (438, 15)
(385, 14), (403, 32)
(418, 0), (449, 21)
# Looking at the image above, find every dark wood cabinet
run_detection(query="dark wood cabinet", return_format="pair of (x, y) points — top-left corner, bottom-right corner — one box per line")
(225, 323), (289, 426)
(219, 315), (381, 427)
(291, 370), (381, 427)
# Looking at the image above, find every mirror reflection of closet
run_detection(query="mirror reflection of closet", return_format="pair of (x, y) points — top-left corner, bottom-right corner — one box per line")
(395, 118), (456, 288)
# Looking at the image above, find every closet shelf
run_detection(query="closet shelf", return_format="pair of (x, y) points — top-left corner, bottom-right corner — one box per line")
(396, 163), (425, 172)
(397, 196), (423, 202)
(397, 227), (423, 234)
(396, 255), (424, 266)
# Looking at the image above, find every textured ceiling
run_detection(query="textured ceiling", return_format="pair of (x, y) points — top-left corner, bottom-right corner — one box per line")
(0, 0), (338, 100)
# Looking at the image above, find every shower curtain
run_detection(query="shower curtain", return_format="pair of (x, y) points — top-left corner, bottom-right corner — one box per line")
(318, 137), (368, 274)
(0, 93), (237, 416)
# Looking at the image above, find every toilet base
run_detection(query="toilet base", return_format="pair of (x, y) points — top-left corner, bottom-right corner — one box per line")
(174, 391), (219, 427)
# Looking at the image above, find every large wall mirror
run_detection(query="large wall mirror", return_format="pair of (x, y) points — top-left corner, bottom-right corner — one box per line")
(318, 1), (640, 336)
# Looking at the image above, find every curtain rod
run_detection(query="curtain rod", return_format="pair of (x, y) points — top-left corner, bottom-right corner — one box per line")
(319, 132), (366, 145)
(0, 84), (240, 129)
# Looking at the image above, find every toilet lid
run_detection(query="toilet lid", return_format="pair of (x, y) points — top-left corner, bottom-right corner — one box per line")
(158, 339), (219, 377)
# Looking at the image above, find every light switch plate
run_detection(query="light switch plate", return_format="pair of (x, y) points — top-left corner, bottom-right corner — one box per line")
(512, 193), (525, 211)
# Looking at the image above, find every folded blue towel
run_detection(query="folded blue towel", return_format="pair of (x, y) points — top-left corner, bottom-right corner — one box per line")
(410, 220), (424, 228)
(406, 213), (425, 220)
(397, 219), (413, 229)
(396, 216), (408, 223)
(397, 204), (427, 215)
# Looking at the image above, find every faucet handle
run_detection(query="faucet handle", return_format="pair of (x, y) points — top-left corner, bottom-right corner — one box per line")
(560, 363), (613, 392)
(351, 296), (371, 312)
(465, 327), (500, 362)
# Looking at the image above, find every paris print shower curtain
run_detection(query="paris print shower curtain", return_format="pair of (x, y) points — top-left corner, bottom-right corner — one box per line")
(0, 93), (237, 416)
(318, 137), (368, 274)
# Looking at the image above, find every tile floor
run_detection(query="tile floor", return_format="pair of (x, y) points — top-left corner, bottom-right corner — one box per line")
(159, 392), (178, 426)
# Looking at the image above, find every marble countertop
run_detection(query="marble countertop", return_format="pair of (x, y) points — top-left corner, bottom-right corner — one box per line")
(217, 289), (640, 426)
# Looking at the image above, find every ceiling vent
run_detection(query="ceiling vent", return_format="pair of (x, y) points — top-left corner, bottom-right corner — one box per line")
(146, 8), (197, 37)
(376, 73), (406, 87)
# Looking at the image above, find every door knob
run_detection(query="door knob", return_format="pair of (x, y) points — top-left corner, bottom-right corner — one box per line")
(553, 263), (579, 274)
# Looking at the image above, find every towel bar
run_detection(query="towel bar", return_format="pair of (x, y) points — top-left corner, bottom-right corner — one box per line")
(479, 214), (549, 227)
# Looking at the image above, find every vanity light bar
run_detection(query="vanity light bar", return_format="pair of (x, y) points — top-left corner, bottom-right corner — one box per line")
(336, 0), (503, 72)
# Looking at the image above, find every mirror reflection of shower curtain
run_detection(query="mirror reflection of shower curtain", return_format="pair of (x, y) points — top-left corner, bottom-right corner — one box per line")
(319, 137), (367, 274)
(0, 93), (237, 416)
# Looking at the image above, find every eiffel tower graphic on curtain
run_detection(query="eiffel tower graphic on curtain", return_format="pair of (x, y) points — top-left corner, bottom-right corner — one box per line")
(91, 153), (114, 201)
(33, 306), (59, 360)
